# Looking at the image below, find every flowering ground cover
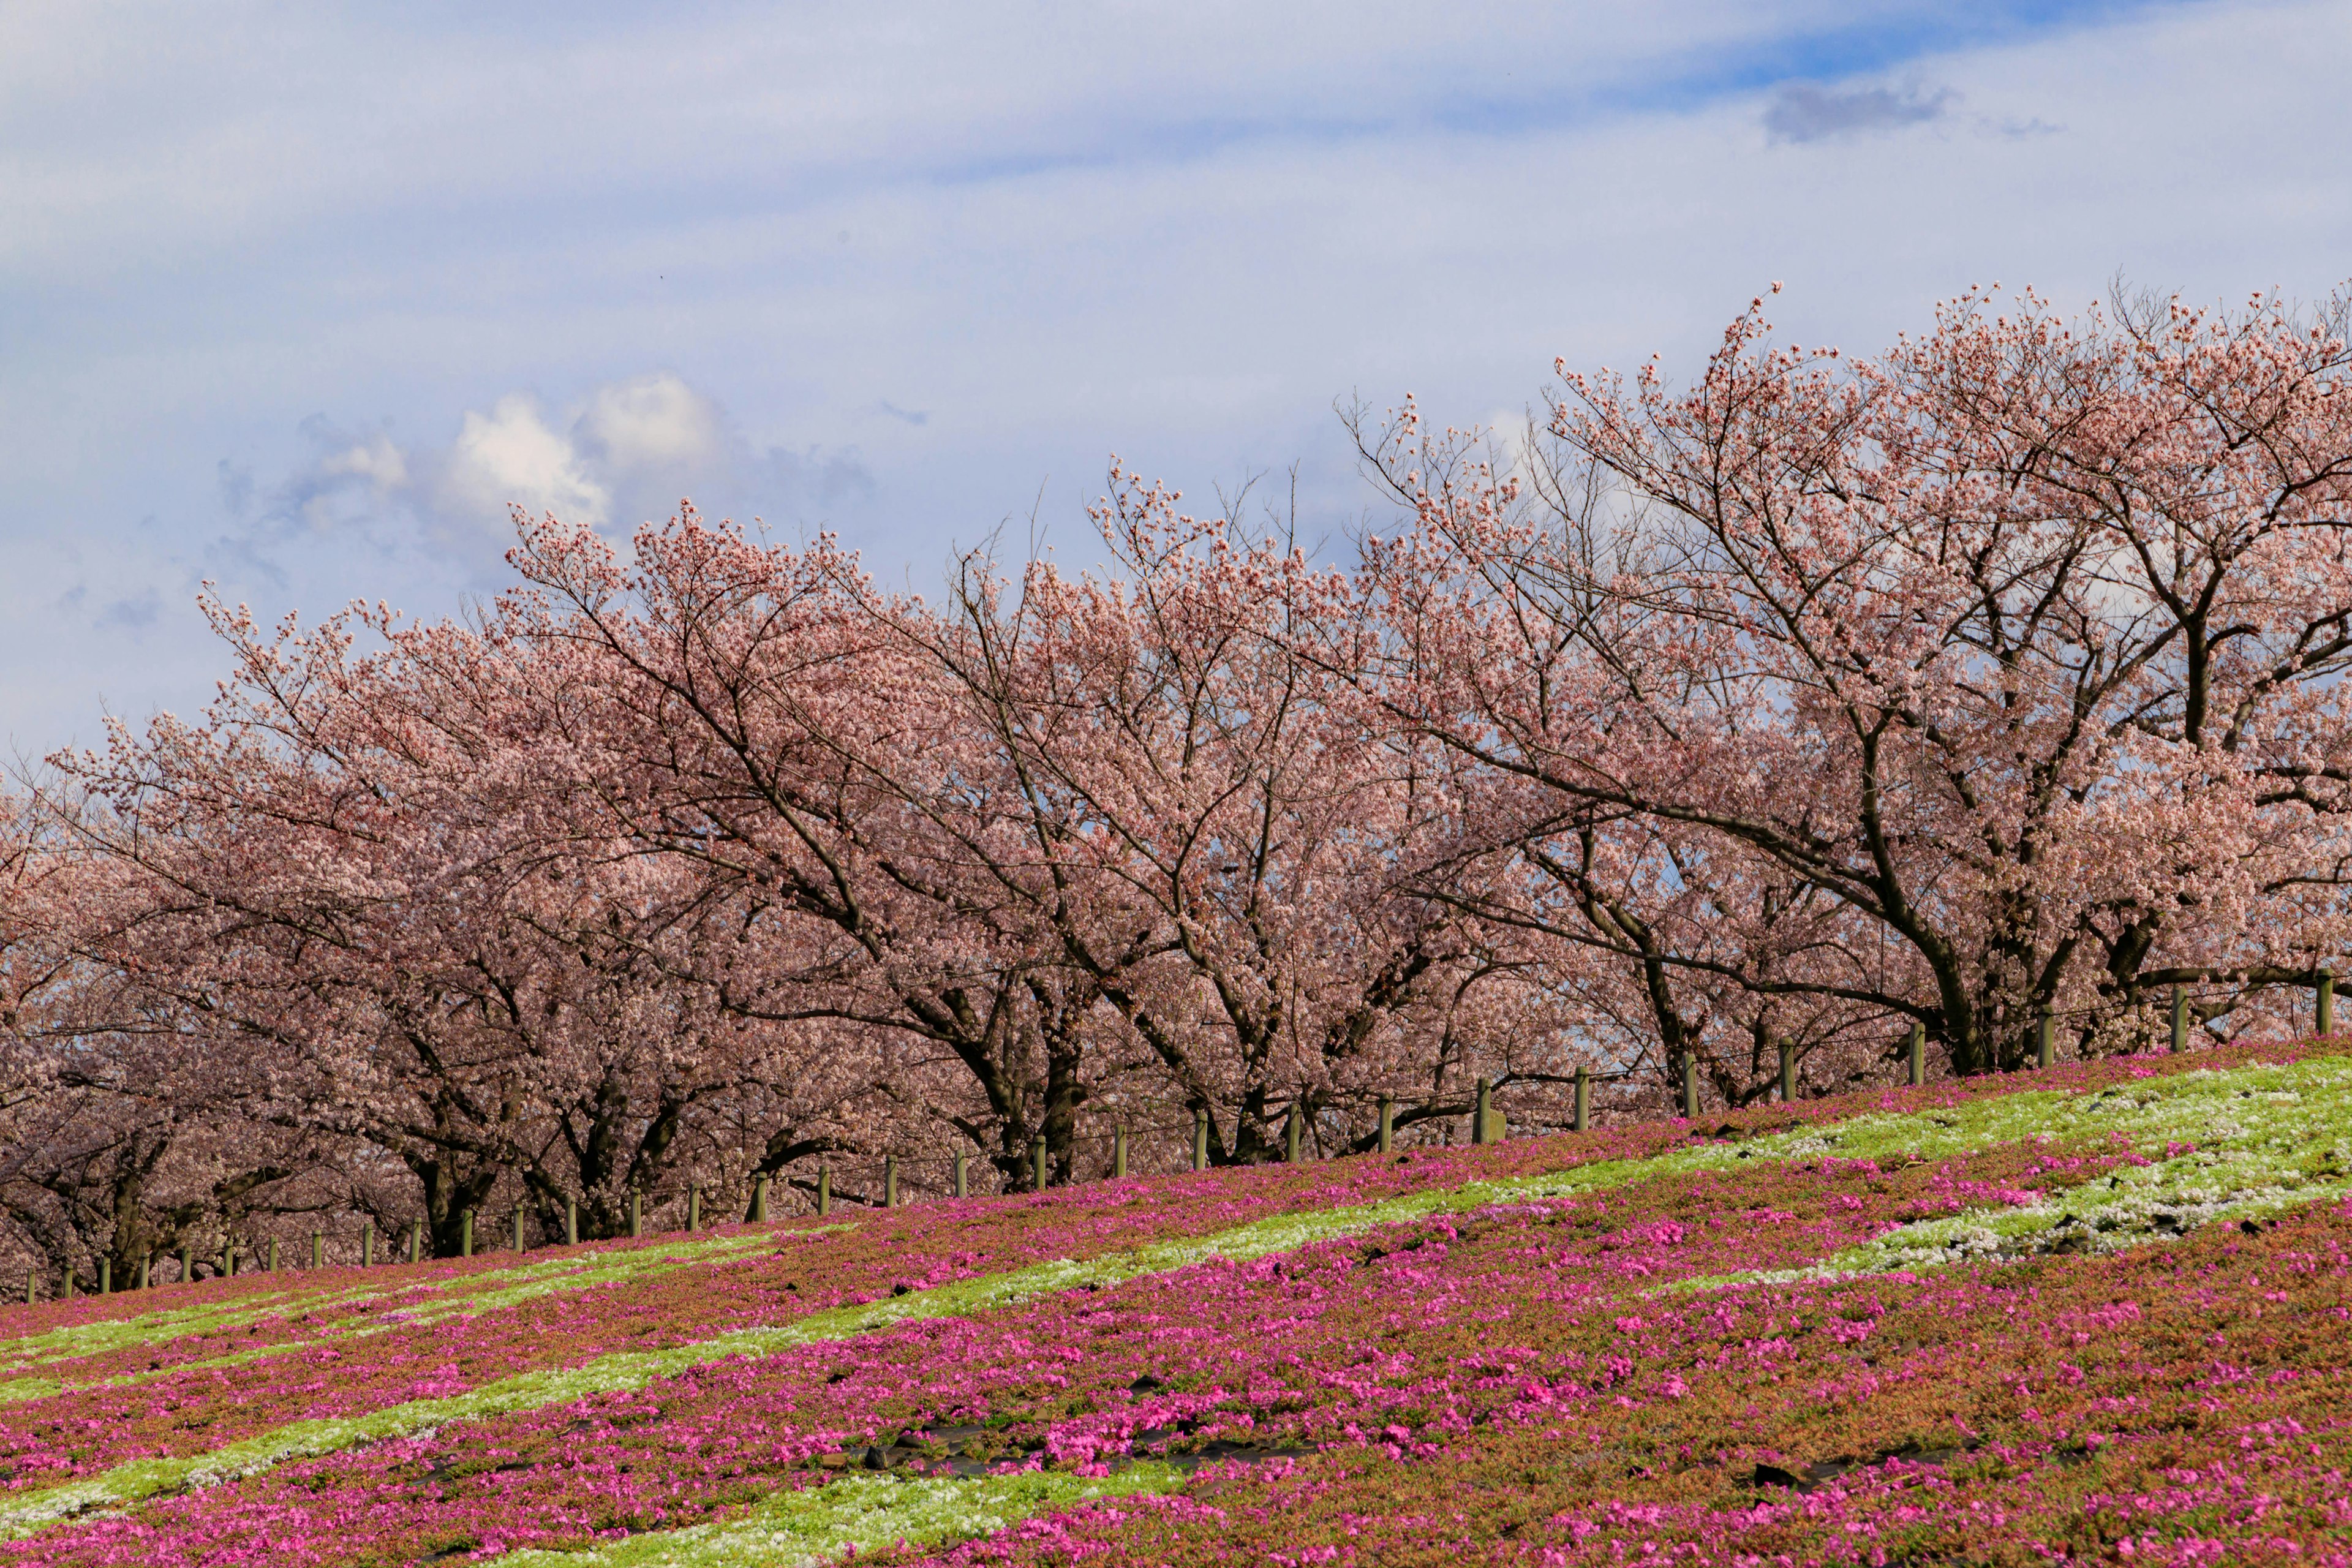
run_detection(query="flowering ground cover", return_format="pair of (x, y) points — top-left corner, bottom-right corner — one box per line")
(0, 1123), (1754, 1513)
(2, 1042), (2348, 1565)
(0, 1227), (793, 1406)
(8, 1110), (1777, 1406)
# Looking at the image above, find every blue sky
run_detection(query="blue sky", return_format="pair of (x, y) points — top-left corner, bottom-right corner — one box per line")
(4, 0), (2348, 753)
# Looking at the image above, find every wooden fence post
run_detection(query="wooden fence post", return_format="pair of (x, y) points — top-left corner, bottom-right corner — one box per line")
(818, 1164), (832, 1217)
(1113, 1126), (1128, 1179)
(1575, 1066), (1591, 1131)
(565, 1197), (579, 1245)
(687, 1186), (701, 1232)
(1907, 1023), (1924, 1086)
(884, 1158), (897, 1208)
(1378, 1096), (1395, 1153)
(311, 1232), (322, 1268)
(460, 1211), (473, 1258)
(1031, 1137), (1047, 1191)
(179, 1244), (192, 1283)
(2319, 968), (2334, 1037)
(1286, 1103), (1303, 1163)
(362, 1229), (374, 1267)
(513, 1202), (526, 1252)
(629, 1193), (643, 1238)
(2171, 986), (2187, 1054)
(99, 1258), (110, 1295)
(1192, 1110), (1208, 1170)
(408, 1221), (421, 1264)
(138, 1253), (151, 1290)
(2036, 1009), (2054, 1069)
(267, 1238), (278, 1272)
(1681, 1058), (1698, 1120)
(748, 1180), (766, 1225)
(952, 1154), (967, 1199)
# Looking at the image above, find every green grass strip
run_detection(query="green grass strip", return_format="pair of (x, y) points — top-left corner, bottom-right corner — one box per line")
(9, 1052), (2348, 1542)
(491, 1465), (1186, 1567)
(1683, 1055), (2352, 1289)
(0, 1227), (809, 1397)
(4, 1283), (400, 1378)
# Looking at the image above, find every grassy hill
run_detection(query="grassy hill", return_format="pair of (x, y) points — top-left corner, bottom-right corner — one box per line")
(3, 1041), (2350, 1566)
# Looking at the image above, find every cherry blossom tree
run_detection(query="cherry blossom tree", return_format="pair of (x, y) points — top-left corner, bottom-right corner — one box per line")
(49, 590), (865, 1251)
(1343, 284), (2352, 1077)
(498, 513), (1120, 1190)
(900, 477), (1548, 1161)
(0, 790), (339, 1290)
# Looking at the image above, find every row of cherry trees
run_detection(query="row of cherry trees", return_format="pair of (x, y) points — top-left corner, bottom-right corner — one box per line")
(7, 285), (2350, 1287)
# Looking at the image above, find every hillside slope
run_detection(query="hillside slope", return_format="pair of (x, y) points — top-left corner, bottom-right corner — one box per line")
(2, 1042), (2350, 1566)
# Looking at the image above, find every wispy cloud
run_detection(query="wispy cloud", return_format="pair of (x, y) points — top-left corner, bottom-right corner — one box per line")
(765, 445), (877, 510)
(0, 0), (2339, 754)
(1763, 81), (1956, 143)
(95, 588), (161, 631)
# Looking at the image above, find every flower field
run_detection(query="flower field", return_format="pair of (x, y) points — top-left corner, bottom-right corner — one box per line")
(4, 1044), (2351, 1566)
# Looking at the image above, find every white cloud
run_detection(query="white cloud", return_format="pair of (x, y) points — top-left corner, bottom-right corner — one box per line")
(437, 393), (612, 532)
(258, 374), (782, 551)
(576, 373), (725, 473)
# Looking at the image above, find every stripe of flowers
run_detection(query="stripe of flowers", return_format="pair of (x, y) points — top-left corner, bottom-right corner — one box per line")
(0, 1087), (1924, 1498)
(13, 1034), (2333, 1568)
(0, 1143), (2110, 1566)
(0, 1126), (1709, 1498)
(0, 1229), (797, 1425)
(0, 1227), (786, 1395)
(658, 1189), (2333, 1568)
(2, 1032), (2307, 1371)
(881, 1411), (2352, 1568)
(23, 1030), (2295, 1532)
(1, 1038), (2327, 1544)
(888, 1202), (2352, 1566)
(880, 1196), (2352, 1567)
(9, 1034), (2305, 1420)
(2, 1035), (2303, 1461)
(0, 1093), (1777, 1390)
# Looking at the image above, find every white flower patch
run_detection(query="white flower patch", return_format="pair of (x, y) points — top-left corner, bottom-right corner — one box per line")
(1681, 1054), (2352, 1291)
(491, 1467), (1186, 1568)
